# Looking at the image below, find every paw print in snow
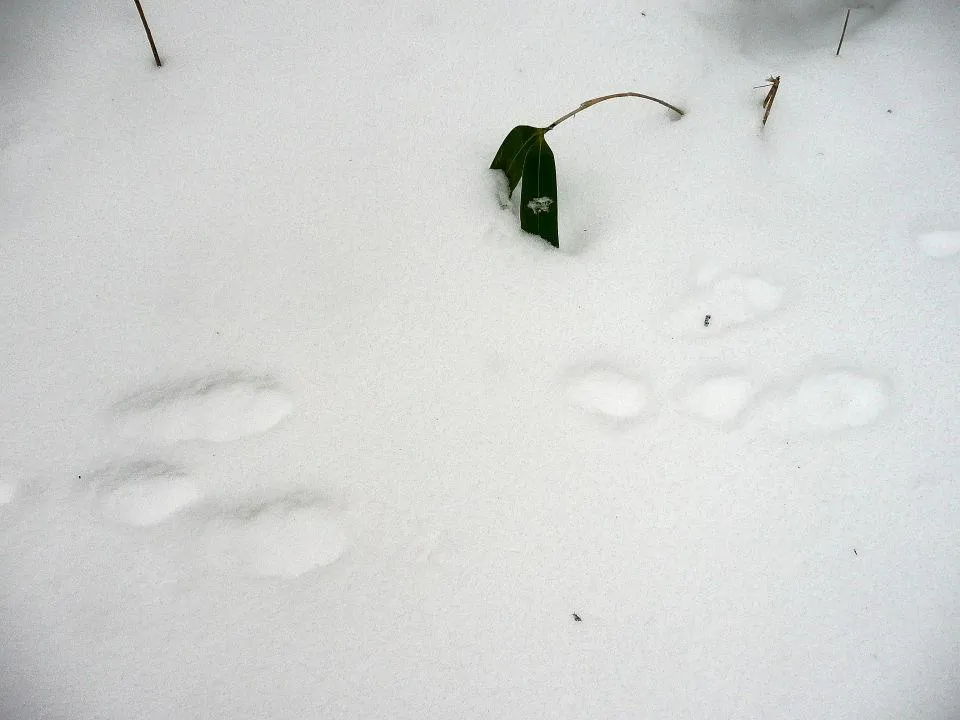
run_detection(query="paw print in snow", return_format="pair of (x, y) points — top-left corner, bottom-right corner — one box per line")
(663, 272), (783, 337)
(88, 461), (203, 527)
(564, 364), (651, 421)
(113, 373), (293, 444)
(748, 370), (889, 435)
(679, 374), (758, 426)
(201, 494), (348, 579)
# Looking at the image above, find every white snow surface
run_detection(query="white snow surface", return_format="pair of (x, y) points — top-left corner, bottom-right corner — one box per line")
(917, 230), (960, 258)
(1, 0), (958, 718)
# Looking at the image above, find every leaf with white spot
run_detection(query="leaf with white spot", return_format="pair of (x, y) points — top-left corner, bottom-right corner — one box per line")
(518, 134), (558, 247)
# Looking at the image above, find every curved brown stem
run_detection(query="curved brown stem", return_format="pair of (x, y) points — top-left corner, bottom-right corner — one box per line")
(545, 92), (684, 133)
(134, 0), (162, 67)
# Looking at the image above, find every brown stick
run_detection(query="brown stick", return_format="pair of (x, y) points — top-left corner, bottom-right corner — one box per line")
(836, 9), (852, 56)
(135, 0), (162, 67)
(545, 92), (685, 133)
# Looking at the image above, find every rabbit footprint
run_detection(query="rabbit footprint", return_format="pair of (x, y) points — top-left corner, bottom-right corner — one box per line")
(89, 461), (203, 527)
(679, 373), (758, 425)
(565, 364), (651, 421)
(663, 272), (783, 337)
(201, 494), (348, 579)
(113, 372), (293, 444)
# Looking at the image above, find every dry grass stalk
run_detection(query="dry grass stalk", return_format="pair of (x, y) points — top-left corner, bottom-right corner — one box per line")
(836, 9), (852, 56)
(761, 76), (780, 127)
(134, 0), (162, 67)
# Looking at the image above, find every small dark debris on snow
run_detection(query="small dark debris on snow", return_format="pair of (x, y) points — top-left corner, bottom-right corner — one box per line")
(853, 548), (858, 556)
(704, 314), (712, 327)
(572, 613), (582, 622)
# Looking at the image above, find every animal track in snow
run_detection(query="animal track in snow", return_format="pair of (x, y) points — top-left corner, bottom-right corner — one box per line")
(916, 230), (960, 258)
(114, 373), (293, 444)
(201, 494), (347, 579)
(663, 272), (783, 337)
(753, 370), (889, 434)
(787, 371), (889, 431)
(565, 365), (651, 420)
(90, 461), (203, 527)
(679, 374), (757, 425)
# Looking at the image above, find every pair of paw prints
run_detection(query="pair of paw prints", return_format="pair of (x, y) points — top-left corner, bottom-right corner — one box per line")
(85, 373), (346, 579)
(565, 364), (889, 434)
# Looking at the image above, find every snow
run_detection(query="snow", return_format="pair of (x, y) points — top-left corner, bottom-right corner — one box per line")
(1, 0), (959, 718)
(564, 364), (651, 420)
(527, 196), (555, 214)
(199, 495), (348, 579)
(92, 460), (204, 527)
(679, 373), (757, 424)
(0, 481), (16, 506)
(112, 373), (294, 443)
(662, 271), (785, 337)
(917, 230), (960, 259)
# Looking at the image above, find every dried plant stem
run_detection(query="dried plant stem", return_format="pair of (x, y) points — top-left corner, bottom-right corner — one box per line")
(135, 0), (162, 67)
(761, 76), (780, 127)
(545, 92), (685, 133)
(836, 9), (852, 56)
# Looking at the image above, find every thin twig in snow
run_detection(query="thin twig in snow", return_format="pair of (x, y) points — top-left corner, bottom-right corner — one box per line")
(836, 9), (852, 56)
(135, 0), (162, 67)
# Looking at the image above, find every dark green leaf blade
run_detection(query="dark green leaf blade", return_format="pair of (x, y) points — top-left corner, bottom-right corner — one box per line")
(490, 125), (542, 196)
(519, 135), (558, 247)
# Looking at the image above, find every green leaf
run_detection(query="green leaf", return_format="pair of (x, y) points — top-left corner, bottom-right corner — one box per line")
(490, 125), (543, 196)
(518, 134), (558, 247)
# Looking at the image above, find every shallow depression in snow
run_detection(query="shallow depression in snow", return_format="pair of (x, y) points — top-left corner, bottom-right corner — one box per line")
(680, 374), (757, 424)
(565, 365), (650, 420)
(91, 461), (203, 527)
(113, 373), (293, 444)
(790, 371), (889, 431)
(202, 497), (348, 579)
(663, 273), (784, 337)
(751, 370), (890, 434)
